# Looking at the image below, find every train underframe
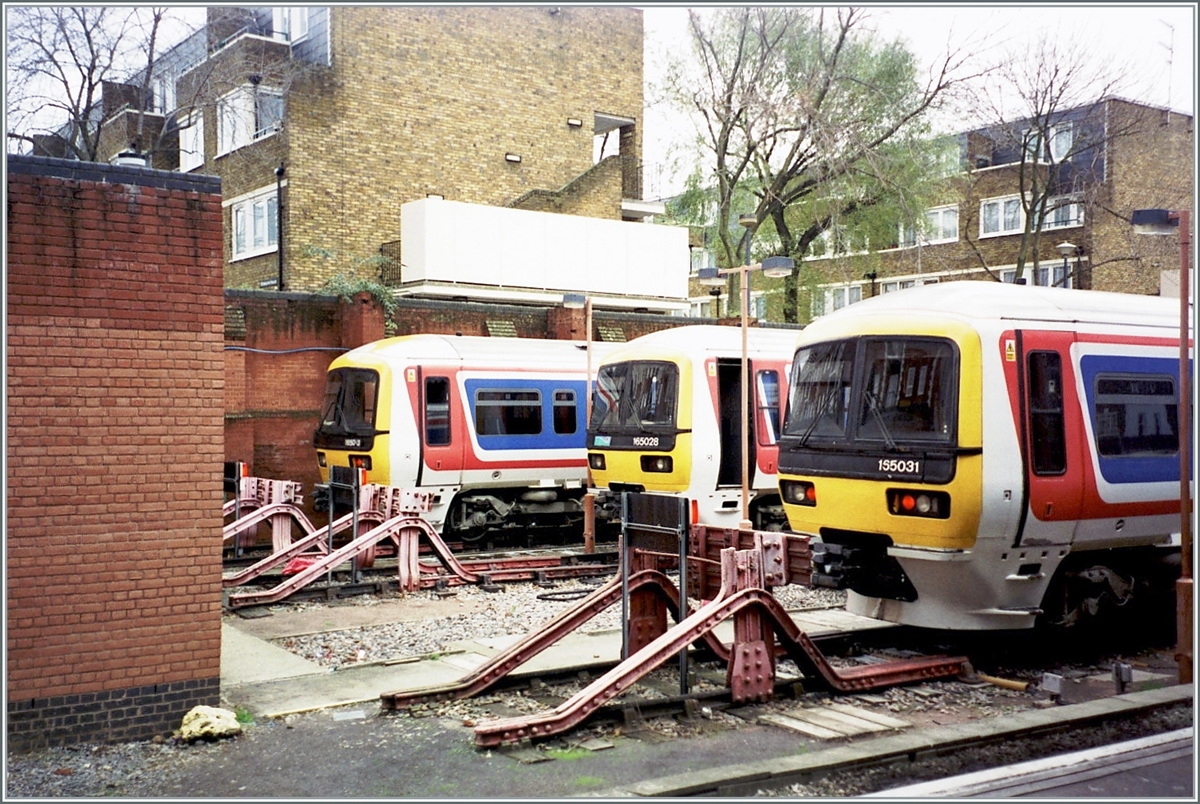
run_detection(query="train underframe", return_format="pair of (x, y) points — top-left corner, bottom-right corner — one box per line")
(812, 528), (1180, 631)
(442, 486), (606, 547)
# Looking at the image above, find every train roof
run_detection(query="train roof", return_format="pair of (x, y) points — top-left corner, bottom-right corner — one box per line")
(805, 282), (1177, 334)
(342, 333), (605, 369)
(598, 324), (801, 365)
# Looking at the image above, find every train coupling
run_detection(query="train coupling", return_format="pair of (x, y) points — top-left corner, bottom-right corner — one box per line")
(810, 541), (853, 589)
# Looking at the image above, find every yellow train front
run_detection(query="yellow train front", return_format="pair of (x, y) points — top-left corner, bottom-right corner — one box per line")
(777, 283), (1182, 631)
(587, 325), (799, 531)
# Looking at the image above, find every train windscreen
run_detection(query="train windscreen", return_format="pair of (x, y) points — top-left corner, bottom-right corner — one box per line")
(785, 337), (956, 445)
(589, 361), (678, 432)
(314, 368), (379, 448)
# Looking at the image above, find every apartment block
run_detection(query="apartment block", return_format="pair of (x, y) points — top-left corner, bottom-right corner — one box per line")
(97, 6), (651, 293)
(689, 98), (1193, 323)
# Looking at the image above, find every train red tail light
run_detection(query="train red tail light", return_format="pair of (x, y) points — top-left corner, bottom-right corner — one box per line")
(640, 455), (673, 473)
(588, 453), (606, 471)
(349, 454), (372, 471)
(781, 480), (817, 506)
(888, 488), (950, 518)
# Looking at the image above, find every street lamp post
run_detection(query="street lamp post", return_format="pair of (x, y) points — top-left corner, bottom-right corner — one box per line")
(698, 222), (794, 530)
(563, 293), (595, 553)
(1055, 241), (1076, 288)
(1131, 207), (1193, 684)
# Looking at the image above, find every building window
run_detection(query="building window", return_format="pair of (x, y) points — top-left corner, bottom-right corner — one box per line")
(217, 87), (283, 156)
(901, 205), (958, 247)
(230, 187), (279, 260)
(1034, 262), (1072, 288)
(1041, 196), (1084, 230)
(1050, 122), (1073, 161)
(152, 72), (175, 114)
(981, 195), (1024, 237)
(825, 283), (862, 313)
(272, 7), (309, 42)
(1000, 268), (1019, 283)
(178, 112), (204, 172)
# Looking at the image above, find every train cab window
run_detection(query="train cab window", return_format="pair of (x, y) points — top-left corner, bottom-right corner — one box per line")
(756, 370), (781, 445)
(590, 361), (679, 431)
(785, 340), (854, 440)
(1093, 374), (1178, 456)
(319, 368), (378, 433)
(857, 339), (954, 443)
(475, 389), (542, 436)
(1028, 351), (1067, 474)
(553, 390), (577, 435)
(424, 377), (451, 446)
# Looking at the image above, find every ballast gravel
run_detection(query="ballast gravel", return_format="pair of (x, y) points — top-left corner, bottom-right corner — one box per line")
(4, 581), (1186, 798)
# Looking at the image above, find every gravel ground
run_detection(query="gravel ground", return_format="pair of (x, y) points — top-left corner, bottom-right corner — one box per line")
(4, 580), (1186, 798)
(267, 579), (848, 669)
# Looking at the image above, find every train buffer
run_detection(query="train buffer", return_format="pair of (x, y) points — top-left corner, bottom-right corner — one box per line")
(222, 462), (308, 553)
(380, 512), (969, 748)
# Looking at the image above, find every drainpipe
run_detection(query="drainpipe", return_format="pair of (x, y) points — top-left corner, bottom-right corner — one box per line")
(275, 163), (285, 291)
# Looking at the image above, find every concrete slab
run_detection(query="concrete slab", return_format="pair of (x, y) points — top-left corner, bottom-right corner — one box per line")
(221, 623), (324, 685)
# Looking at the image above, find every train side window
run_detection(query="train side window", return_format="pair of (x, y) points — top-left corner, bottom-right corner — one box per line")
(1093, 374), (1178, 456)
(756, 370), (780, 445)
(475, 389), (542, 436)
(553, 390), (577, 435)
(1027, 351), (1066, 475)
(424, 377), (451, 446)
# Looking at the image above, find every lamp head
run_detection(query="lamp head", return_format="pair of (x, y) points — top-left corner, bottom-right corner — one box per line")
(562, 293), (586, 309)
(697, 267), (725, 287)
(1131, 208), (1179, 235)
(738, 213), (757, 229)
(760, 256), (794, 278)
(1055, 241), (1077, 258)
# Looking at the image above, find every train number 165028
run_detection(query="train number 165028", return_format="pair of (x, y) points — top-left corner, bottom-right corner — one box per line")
(878, 458), (920, 475)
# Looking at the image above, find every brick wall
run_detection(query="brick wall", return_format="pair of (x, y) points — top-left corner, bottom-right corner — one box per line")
(280, 5), (644, 290)
(6, 155), (225, 750)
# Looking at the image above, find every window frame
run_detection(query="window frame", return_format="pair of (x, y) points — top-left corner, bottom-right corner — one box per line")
(178, 111), (204, 172)
(216, 86), (283, 157)
(980, 194), (1025, 238)
(228, 186), (280, 261)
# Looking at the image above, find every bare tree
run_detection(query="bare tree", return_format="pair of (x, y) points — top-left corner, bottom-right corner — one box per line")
(5, 6), (180, 159)
(663, 6), (991, 322)
(963, 30), (1142, 285)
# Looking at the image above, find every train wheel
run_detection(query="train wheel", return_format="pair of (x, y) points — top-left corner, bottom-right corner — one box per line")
(354, 544), (376, 570)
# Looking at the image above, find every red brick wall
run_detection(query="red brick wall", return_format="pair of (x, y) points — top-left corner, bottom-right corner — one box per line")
(6, 155), (225, 749)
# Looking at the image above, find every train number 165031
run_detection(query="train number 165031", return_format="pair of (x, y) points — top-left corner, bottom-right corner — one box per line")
(878, 458), (920, 475)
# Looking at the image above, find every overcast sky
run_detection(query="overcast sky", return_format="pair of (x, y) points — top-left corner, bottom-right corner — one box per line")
(641, 3), (1196, 198)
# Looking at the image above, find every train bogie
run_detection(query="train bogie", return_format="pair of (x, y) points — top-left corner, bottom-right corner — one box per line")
(778, 283), (1184, 630)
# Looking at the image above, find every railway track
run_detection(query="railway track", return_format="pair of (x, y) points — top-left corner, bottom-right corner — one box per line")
(223, 543), (620, 607)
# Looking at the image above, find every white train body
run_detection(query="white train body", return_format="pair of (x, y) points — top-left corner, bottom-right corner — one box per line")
(314, 334), (615, 543)
(777, 283), (1185, 630)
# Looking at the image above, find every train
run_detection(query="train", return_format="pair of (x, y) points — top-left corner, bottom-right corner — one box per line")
(586, 325), (801, 531)
(776, 282), (1185, 630)
(313, 333), (617, 545)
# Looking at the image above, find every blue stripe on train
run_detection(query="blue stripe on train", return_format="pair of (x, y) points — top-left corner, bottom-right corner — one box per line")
(1078, 355), (1183, 485)
(464, 378), (588, 451)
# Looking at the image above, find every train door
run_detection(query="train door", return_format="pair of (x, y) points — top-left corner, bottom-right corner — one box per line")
(715, 358), (755, 487)
(1014, 331), (1084, 546)
(417, 371), (463, 486)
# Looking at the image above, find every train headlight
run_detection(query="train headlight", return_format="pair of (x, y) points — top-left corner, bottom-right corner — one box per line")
(781, 480), (817, 507)
(349, 454), (372, 470)
(588, 453), (606, 471)
(640, 455), (673, 473)
(317, 452), (327, 468)
(888, 488), (950, 519)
